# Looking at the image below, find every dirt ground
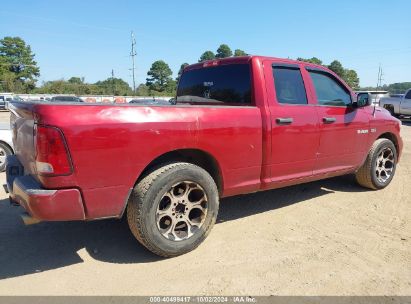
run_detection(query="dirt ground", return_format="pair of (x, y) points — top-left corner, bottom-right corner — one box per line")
(0, 110), (409, 296)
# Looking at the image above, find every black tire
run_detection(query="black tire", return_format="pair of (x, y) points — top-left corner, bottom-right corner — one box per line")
(127, 162), (219, 257)
(0, 142), (13, 172)
(355, 138), (397, 190)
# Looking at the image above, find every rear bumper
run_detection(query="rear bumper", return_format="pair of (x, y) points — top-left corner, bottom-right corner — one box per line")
(6, 155), (85, 221)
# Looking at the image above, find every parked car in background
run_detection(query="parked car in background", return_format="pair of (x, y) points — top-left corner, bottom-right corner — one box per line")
(0, 123), (14, 172)
(50, 96), (84, 102)
(129, 98), (170, 105)
(0, 94), (11, 109)
(1, 95), (25, 110)
(6, 56), (403, 257)
(5, 96), (24, 110)
(356, 90), (390, 106)
(379, 89), (411, 117)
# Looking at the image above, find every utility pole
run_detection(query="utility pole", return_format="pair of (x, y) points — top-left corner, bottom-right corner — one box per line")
(376, 64), (384, 89)
(376, 65), (380, 89)
(130, 31), (137, 94)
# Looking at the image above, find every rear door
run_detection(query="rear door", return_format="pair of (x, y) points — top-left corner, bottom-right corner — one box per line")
(305, 67), (370, 173)
(264, 61), (320, 183)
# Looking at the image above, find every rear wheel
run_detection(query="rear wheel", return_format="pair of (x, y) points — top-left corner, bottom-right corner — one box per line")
(355, 138), (397, 190)
(127, 162), (219, 257)
(0, 142), (12, 172)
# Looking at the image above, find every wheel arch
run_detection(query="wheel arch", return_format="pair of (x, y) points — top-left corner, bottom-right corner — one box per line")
(136, 148), (223, 195)
(377, 132), (399, 157)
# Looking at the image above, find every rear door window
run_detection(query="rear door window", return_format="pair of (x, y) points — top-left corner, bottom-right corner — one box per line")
(177, 64), (252, 105)
(272, 66), (308, 105)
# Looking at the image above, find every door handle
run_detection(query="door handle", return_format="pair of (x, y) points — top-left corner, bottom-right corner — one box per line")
(276, 117), (293, 125)
(323, 117), (336, 124)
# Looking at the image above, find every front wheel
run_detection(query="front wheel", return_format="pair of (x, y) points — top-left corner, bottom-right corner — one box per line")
(355, 138), (397, 190)
(127, 162), (219, 257)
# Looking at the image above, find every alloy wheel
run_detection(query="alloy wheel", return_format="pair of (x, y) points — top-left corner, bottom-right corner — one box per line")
(156, 181), (208, 241)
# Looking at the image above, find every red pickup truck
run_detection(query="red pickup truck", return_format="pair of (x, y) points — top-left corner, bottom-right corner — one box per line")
(6, 56), (403, 257)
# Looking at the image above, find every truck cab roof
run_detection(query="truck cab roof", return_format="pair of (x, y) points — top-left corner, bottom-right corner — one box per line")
(185, 55), (326, 71)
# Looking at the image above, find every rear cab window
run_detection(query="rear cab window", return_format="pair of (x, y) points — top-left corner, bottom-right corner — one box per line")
(176, 64), (252, 106)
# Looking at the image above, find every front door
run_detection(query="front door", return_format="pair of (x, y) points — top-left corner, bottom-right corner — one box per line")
(305, 68), (370, 174)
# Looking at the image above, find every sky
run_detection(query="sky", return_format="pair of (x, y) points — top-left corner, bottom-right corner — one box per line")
(0, 0), (410, 88)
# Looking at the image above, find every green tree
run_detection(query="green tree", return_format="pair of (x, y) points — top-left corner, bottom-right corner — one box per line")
(135, 84), (150, 96)
(0, 36), (40, 92)
(94, 77), (132, 95)
(0, 55), (15, 91)
(38, 79), (71, 94)
(327, 60), (362, 89)
(359, 82), (411, 94)
(327, 60), (345, 78)
(68, 77), (84, 84)
(216, 44), (232, 58)
(146, 60), (173, 92)
(66, 77), (87, 94)
(234, 49), (247, 57)
(166, 79), (177, 93)
(297, 57), (362, 90)
(297, 57), (323, 65)
(199, 51), (215, 62)
(176, 62), (189, 83)
(344, 69), (359, 89)
(388, 82), (411, 94)
(38, 78), (96, 95)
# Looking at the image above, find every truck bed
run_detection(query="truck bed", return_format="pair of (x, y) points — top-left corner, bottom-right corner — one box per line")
(9, 101), (263, 219)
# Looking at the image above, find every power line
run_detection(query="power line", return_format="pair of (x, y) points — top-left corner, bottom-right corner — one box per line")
(129, 31), (137, 93)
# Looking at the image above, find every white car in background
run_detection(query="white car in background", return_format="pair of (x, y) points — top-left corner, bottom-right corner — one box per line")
(379, 89), (411, 117)
(0, 94), (24, 110)
(0, 122), (14, 172)
(356, 90), (390, 106)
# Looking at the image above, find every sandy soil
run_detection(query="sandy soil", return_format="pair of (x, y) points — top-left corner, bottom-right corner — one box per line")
(0, 110), (409, 295)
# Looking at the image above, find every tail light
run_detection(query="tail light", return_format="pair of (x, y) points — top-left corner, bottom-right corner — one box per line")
(34, 125), (73, 176)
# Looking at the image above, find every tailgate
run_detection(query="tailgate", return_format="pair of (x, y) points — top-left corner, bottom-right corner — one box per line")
(9, 102), (37, 175)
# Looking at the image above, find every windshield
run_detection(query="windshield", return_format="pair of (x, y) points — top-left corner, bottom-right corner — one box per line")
(176, 64), (252, 106)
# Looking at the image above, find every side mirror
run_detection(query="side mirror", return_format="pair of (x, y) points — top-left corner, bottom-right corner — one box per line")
(354, 93), (372, 108)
